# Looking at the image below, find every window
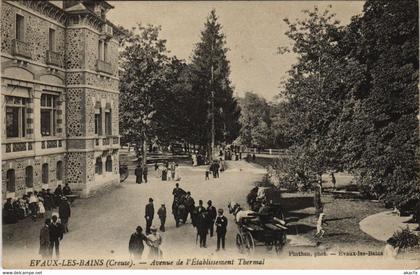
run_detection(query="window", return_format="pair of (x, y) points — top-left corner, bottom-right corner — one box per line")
(5, 96), (26, 138)
(98, 40), (102, 60)
(95, 107), (102, 135)
(25, 166), (33, 188)
(105, 111), (112, 135)
(6, 169), (16, 192)
(16, 14), (24, 41)
(42, 163), (49, 184)
(56, 161), (63, 181)
(98, 40), (108, 61)
(95, 157), (103, 175)
(104, 41), (108, 62)
(41, 94), (58, 136)
(106, 156), (112, 172)
(49, 28), (56, 51)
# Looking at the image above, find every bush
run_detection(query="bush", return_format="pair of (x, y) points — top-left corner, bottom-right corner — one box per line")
(389, 227), (419, 249)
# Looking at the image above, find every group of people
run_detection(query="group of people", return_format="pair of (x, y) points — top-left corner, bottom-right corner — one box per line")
(157, 161), (179, 181)
(171, 184), (228, 250)
(206, 160), (223, 180)
(134, 162), (149, 184)
(128, 225), (163, 259)
(3, 183), (72, 224)
(128, 197), (165, 259)
(39, 215), (66, 258)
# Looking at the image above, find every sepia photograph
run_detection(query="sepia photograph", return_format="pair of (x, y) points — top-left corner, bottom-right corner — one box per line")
(0, 0), (419, 271)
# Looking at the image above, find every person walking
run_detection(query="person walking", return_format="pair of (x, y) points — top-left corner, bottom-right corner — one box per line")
(39, 218), (51, 258)
(157, 204), (166, 232)
(58, 196), (71, 233)
(215, 209), (228, 251)
(196, 207), (209, 248)
(49, 215), (63, 258)
(207, 200), (217, 237)
(135, 164), (143, 184)
(145, 198), (154, 235)
(129, 226), (147, 259)
(143, 164), (148, 183)
(146, 226), (162, 259)
(184, 192), (195, 224)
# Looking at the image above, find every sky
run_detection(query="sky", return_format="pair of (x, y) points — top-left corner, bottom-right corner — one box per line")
(107, 1), (364, 100)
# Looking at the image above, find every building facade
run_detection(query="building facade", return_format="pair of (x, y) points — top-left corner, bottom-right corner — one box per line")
(1, 0), (120, 199)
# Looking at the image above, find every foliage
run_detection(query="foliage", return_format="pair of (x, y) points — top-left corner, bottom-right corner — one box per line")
(238, 92), (274, 148)
(188, 10), (241, 147)
(277, 7), (347, 181)
(343, 0), (419, 207)
(274, 2), (419, 209)
(119, 24), (192, 155)
(390, 227), (419, 249)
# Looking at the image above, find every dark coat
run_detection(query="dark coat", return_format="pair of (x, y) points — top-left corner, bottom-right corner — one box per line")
(129, 232), (147, 253)
(39, 225), (50, 256)
(49, 222), (64, 241)
(196, 211), (209, 234)
(59, 200), (71, 219)
(63, 186), (72, 196)
(157, 207), (166, 219)
(207, 206), (217, 221)
(145, 203), (154, 219)
(215, 216), (228, 234)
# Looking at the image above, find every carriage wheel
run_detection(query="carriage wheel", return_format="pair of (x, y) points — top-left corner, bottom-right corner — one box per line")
(244, 231), (255, 254)
(236, 233), (245, 253)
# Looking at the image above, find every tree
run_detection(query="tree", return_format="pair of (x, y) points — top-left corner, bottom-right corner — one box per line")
(279, 7), (347, 182)
(343, 0), (419, 209)
(238, 92), (274, 148)
(119, 24), (175, 163)
(189, 10), (241, 152)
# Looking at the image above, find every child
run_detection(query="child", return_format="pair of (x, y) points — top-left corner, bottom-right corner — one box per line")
(205, 170), (210, 180)
(315, 213), (328, 238)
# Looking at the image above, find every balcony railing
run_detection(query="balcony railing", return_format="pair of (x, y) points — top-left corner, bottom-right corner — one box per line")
(4, 141), (34, 153)
(12, 39), (31, 59)
(96, 59), (113, 75)
(46, 50), (62, 67)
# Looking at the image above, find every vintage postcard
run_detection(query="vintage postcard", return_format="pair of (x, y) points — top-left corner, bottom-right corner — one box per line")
(1, 0), (419, 271)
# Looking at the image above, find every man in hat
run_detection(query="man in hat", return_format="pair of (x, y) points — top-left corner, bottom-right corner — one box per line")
(215, 208), (228, 251)
(146, 226), (162, 259)
(58, 196), (71, 233)
(129, 226), (147, 259)
(49, 215), (64, 258)
(39, 218), (51, 258)
(145, 198), (154, 234)
(207, 200), (217, 237)
(157, 204), (166, 232)
(195, 200), (209, 248)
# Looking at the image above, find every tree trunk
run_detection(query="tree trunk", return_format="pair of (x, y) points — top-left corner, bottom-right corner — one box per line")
(142, 133), (148, 166)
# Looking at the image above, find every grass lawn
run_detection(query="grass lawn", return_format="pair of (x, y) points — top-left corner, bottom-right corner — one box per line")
(279, 192), (386, 250)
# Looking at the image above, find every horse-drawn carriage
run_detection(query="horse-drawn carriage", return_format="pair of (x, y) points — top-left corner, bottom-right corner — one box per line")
(229, 186), (287, 254)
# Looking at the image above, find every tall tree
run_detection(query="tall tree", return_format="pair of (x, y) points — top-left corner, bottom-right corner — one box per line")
(279, 7), (347, 182)
(119, 24), (174, 163)
(344, 0), (419, 208)
(189, 10), (241, 151)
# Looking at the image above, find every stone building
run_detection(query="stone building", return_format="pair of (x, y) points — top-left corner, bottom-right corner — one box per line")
(1, 0), (120, 199)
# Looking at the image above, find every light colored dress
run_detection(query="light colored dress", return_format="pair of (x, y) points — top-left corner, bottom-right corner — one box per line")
(146, 233), (162, 259)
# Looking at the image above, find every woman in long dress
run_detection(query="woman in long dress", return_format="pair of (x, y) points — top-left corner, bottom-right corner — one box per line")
(146, 226), (162, 259)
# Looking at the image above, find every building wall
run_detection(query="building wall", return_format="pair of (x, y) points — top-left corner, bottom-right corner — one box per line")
(1, 1), (120, 200)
